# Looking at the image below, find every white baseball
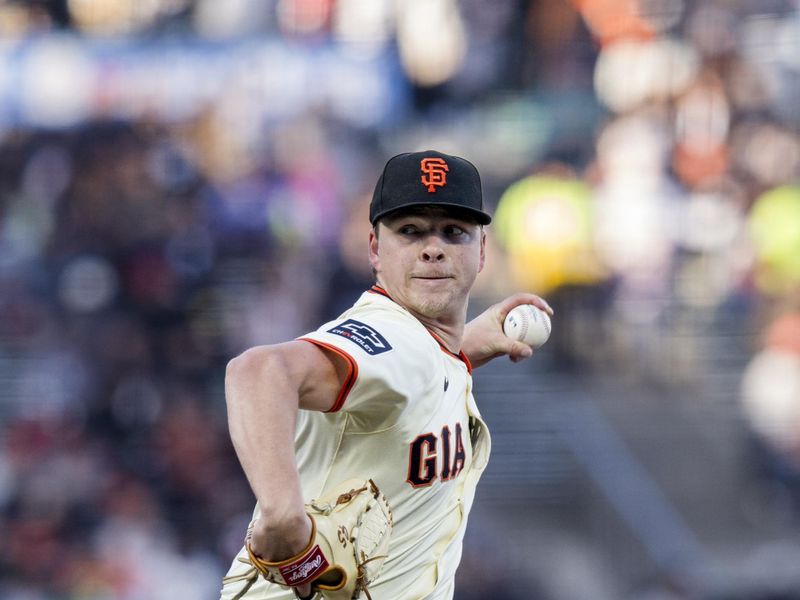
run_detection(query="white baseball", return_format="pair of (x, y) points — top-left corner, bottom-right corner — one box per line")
(503, 304), (552, 349)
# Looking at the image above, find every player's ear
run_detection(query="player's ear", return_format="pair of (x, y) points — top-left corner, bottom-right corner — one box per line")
(368, 227), (381, 272)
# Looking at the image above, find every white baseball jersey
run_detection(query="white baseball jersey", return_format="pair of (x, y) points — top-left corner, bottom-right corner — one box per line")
(221, 286), (492, 600)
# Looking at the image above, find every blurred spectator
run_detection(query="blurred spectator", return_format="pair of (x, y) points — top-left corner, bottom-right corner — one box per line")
(741, 309), (800, 501)
(320, 192), (376, 320)
(748, 185), (800, 299)
(494, 164), (603, 297)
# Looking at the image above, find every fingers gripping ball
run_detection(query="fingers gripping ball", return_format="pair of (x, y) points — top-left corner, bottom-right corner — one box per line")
(503, 304), (552, 349)
(245, 479), (393, 600)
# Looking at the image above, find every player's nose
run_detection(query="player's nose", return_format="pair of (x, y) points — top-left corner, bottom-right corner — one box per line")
(420, 241), (445, 262)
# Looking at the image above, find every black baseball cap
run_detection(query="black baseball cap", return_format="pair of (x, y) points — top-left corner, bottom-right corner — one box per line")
(369, 150), (492, 225)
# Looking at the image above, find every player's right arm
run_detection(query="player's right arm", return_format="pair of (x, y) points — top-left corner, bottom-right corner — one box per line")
(224, 340), (349, 591)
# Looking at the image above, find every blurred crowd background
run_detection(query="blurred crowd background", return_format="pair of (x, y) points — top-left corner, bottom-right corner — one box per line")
(0, 0), (799, 598)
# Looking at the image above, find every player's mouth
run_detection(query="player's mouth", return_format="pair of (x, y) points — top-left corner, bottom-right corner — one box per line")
(412, 274), (453, 280)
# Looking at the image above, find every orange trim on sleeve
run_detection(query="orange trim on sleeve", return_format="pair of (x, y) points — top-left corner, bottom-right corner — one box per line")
(298, 337), (358, 413)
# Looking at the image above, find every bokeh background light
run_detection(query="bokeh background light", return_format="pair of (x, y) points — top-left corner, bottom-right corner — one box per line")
(0, 1), (799, 598)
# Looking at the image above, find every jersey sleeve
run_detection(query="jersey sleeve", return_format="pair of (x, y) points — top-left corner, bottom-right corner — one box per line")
(298, 314), (435, 425)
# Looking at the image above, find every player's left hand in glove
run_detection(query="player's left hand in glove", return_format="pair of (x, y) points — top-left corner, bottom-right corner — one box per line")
(244, 479), (393, 600)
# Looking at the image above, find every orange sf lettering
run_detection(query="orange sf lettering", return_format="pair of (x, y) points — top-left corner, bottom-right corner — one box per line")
(420, 158), (448, 193)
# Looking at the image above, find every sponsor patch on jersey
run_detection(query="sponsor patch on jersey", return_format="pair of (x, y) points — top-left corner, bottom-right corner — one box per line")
(327, 319), (392, 355)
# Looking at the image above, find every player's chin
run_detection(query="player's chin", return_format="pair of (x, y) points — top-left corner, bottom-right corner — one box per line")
(412, 292), (457, 317)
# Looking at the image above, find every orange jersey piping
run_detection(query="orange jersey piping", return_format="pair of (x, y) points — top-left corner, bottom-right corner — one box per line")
(297, 337), (358, 413)
(426, 329), (473, 374)
(369, 284), (391, 298)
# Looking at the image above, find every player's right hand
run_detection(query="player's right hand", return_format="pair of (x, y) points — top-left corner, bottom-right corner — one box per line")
(462, 293), (553, 368)
(247, 511), (314, 598)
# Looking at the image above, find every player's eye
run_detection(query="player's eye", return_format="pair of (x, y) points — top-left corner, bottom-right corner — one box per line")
(443, 224), (465, 237)
(398, 224), (421, 235)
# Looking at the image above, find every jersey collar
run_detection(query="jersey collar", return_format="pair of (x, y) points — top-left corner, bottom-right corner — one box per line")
(367, 285), (473, 374)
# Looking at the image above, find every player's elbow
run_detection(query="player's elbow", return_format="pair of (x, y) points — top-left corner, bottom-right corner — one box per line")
(225, 346), (281, 403)
(227, 346), (260, 377)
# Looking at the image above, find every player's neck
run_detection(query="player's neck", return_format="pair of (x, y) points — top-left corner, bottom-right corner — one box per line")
(399, 304), (466, 354)
(416, 316), (464, 354)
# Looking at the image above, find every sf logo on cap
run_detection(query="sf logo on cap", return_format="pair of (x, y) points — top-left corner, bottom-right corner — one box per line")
(420, 157), (448, 193)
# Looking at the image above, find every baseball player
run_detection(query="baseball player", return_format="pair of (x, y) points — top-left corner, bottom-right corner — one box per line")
(220, 150), (552, 600)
